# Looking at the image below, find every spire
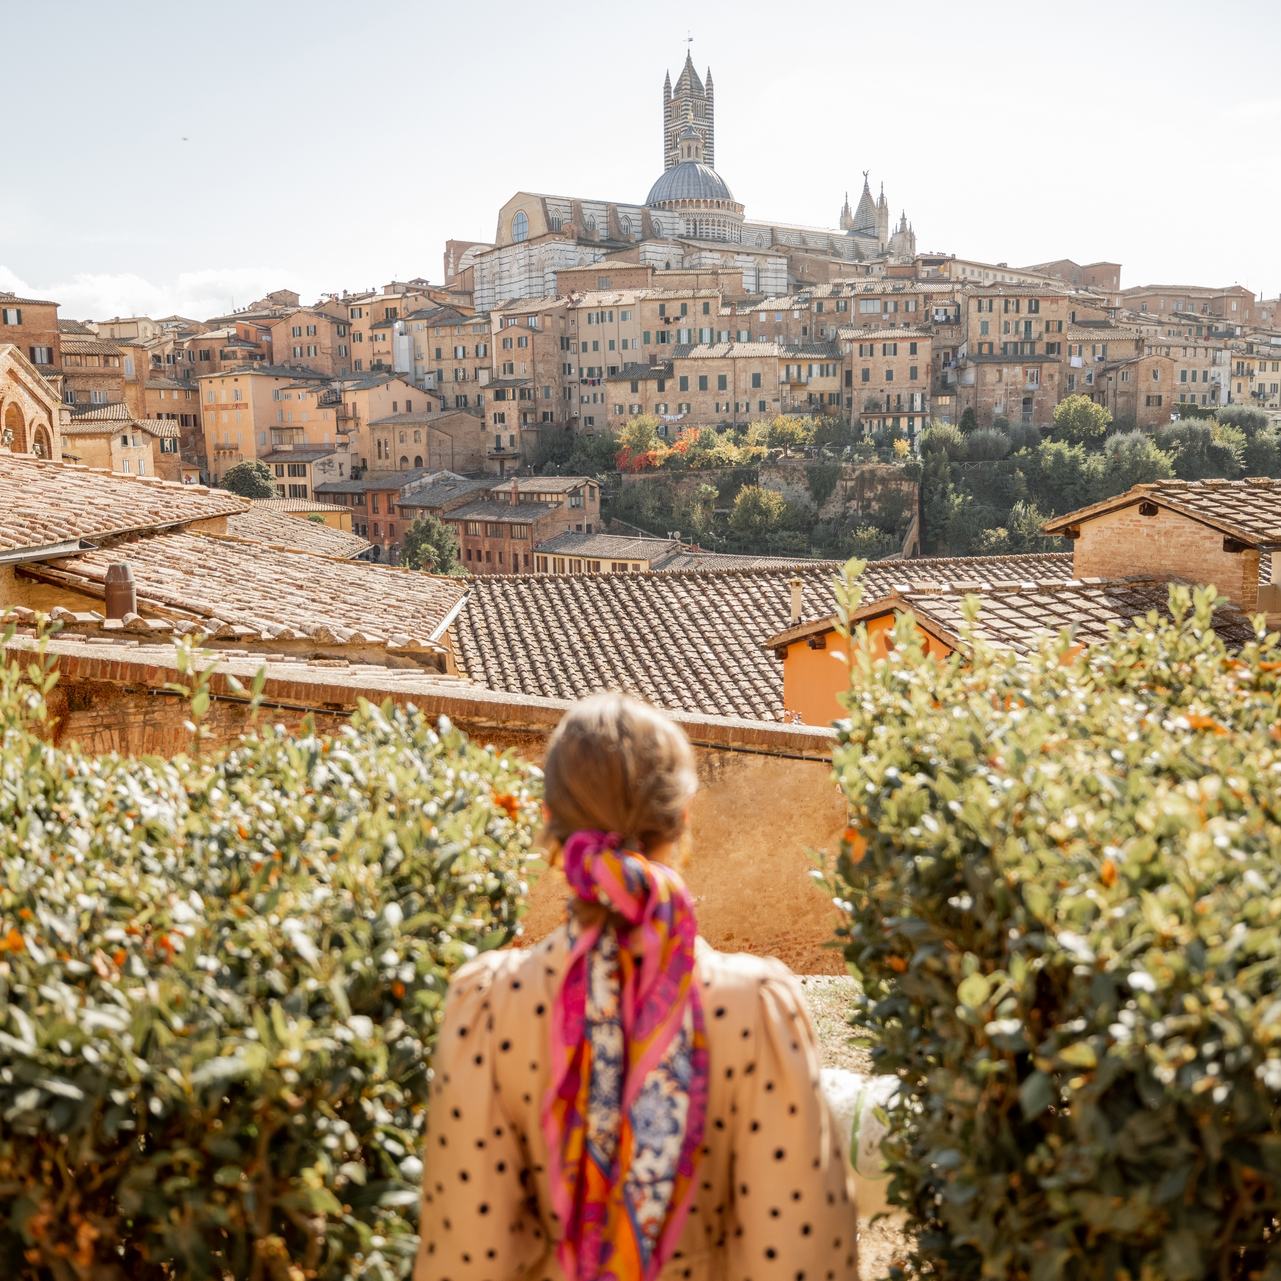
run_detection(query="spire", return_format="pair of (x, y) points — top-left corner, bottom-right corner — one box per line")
(852, 173), (877, 235)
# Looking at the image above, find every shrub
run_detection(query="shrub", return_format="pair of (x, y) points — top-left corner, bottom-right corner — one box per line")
(964, 428), (1011, 462)
(0, 636), (540, 1281)
(1217, 404), (1268, 435)
(1103, 429), (1175, 489)
(921, 421), (966, 461)
(219, 460), (277, 499)
(829, 584), (1281, 1281)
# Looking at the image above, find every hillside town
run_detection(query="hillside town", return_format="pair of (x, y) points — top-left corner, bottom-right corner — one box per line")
(2, 27), (1280, 1281)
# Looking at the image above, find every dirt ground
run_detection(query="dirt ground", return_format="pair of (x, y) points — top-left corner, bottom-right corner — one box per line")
(798, 976), (909, 1281)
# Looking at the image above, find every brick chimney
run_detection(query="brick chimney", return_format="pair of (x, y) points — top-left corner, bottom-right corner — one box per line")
(509, 479), (519, 507)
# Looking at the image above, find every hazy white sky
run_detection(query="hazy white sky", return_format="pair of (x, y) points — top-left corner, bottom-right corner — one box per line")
(4, 0), (1279, 319)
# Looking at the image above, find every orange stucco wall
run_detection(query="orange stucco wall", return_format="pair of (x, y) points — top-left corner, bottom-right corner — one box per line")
(781, 613), (953, 727)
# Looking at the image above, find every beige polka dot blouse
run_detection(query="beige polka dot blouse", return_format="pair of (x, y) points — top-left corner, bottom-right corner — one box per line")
(415, 929), (859, 1281)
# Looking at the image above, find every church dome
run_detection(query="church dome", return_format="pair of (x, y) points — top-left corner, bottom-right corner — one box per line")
(646, 161), (735, 206)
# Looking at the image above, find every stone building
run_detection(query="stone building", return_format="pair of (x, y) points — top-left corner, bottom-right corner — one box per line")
(839, 328), (933, 437)
(0, 343), (64, 461)
(268, 307), (353, 375)
(0, 291), (62, 375)
(457, 49), (918, 309)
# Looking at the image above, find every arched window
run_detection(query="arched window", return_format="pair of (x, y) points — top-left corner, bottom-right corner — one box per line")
(619, 215), (632, 237)
(399, 454), (409, 467)
(584, 215), (597, 235)
(512, 210), (529, 243)
(549, 212), (562, 232)
(414, 454), (423, 468)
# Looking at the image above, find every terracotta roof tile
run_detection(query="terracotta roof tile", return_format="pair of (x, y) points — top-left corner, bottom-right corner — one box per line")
(0, 454), (247, 554)
(1044, 478), (1281, 547)
(894, 578), (1258, 653)
(224, 505), (371, 559)
(32, 531), (464, 650)
(451, 552), (1074, 722)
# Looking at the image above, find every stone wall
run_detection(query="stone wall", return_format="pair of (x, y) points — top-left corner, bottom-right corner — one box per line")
(14, 637), (847, 973)
(619, 459), (917, 524)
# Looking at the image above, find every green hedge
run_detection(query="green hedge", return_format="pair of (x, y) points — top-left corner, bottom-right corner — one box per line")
(830, 584), (1281, 1280)
(0, 637), (540, 1280)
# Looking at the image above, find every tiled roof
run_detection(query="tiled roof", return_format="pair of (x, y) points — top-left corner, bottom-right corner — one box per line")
(498, 476), (593, 494)
(779, 341), (842, 359)
(0, 455), (247, 555)
(1066, 326), (1143, 341)
(672, 342), (781, 359)
(225, 506), (371, 559)
(316, 468), (450, 496)
(35, 532), (464, 651)
(396, 476), (495, 509)
(65, 402), (132, 424)
(881, 578), (1258, 654)
(444, 499), (555, 523)
(452, 552), (1075, 723)
(258, 447), (341, 463)
(246, 496), (347, 512)
(1043, 478), (1281, 548)
(654, 550), (825, 573)
(606, 362), (672, 382)
(60, 337), (124, 356)
(836, 327), (931, 342)
(536, 531), (678, 560)
(0, 290), (57, 306)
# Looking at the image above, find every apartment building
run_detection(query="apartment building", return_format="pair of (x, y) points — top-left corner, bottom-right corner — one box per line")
(955, 288), (1071, 426)
(198, 365), (332, 483)
(368, 408), (487, 475)
(1231, 347), (1281, 410)
(1121, 284), (1256, 328)
(1092, 353), (1177, 429)
(487, 298), (573, 459)
(268, 307), (353, 375)
(839, 328), (933, 436)
(1143, 337), (1229, 409)
(261, 445), (349, 501)
(405, 306), (490, 411)
(59, 335), (128, 408)
(60, 404), (182, 480)
(0, 291), (62, 374)
(441, 476), (600, 575)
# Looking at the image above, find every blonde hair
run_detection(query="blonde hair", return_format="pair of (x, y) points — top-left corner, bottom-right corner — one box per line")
(543, 692), (698, 857)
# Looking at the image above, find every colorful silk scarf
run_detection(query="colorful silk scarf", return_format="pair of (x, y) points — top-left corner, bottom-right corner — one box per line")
(543, 830), (710, 1281)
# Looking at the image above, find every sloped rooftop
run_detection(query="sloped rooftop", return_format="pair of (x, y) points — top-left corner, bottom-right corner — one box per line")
(225, 504), (371, 559)
(1043, 478), (1281, 548)
(451, 553), (1074, 722)
(25, 531), (464, 652)
(0, 455), (247, 555)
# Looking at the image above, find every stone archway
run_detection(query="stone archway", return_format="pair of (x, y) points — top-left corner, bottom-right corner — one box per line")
(31, 422), (53, 459)
(3, 401), (27, 454)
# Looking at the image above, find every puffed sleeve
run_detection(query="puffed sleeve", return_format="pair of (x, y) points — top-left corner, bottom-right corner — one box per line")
(415, 957), (550, 1281)
(727, 972), (859, 1281)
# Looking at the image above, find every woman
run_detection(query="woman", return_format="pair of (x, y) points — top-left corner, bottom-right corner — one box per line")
(416, 693), (858, 1281)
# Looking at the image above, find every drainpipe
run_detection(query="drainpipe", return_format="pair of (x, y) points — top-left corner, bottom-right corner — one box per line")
(104, 562), (137, 619)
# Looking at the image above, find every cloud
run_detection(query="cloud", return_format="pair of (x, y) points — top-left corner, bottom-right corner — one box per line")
(0, 264), (310, 321)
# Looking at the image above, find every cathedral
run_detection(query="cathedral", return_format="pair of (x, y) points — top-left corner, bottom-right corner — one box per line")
(454, 50), (918, 309)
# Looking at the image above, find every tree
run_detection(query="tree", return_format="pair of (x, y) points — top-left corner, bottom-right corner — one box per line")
(766, 415), (813, 456)
(957, 407), (978, 434)
(920, 420), (966, 461)
(219, 460), (276, 498)
(617, 415), (661, 456)
(728, 485), (787, 547)
(1154, 420), (1244, 481)
(401, 514), (463, 575)
(1217, 404), (1269, 435)
(1049, 394), (1111, 447)
(1103, 429), (1175, 490)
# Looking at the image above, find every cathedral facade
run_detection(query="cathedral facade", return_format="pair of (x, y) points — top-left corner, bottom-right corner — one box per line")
(458, 51), (918, 310)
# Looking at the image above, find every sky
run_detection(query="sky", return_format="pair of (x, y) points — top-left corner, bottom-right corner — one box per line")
(4, 0), (1280, 320)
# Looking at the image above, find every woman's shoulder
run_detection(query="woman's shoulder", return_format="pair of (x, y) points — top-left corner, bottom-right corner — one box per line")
(696, 941), (801, 1002)
(449, 929), (568, 995)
